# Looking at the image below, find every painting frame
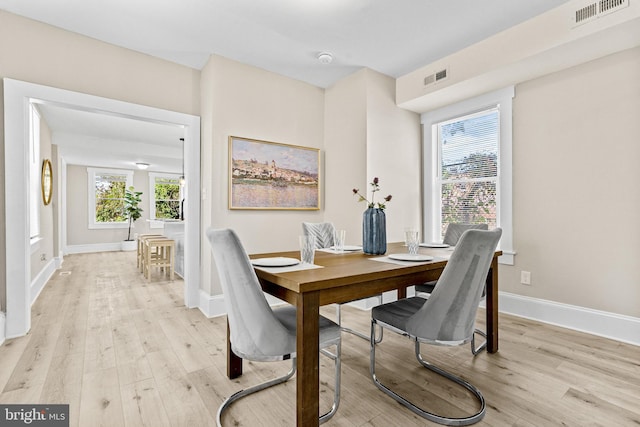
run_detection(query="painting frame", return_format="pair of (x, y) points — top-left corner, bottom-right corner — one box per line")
(228, 136), (321, 210)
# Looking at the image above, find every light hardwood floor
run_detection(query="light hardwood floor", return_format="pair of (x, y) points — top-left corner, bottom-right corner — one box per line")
(1, 251), (639, 426)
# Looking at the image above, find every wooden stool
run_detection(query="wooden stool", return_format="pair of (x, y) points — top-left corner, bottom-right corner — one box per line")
(137, 234), (164, 271)
(143, 238), (175, 281)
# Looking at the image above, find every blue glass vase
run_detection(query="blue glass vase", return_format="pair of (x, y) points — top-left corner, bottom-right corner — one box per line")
(362, 207), (386, 255)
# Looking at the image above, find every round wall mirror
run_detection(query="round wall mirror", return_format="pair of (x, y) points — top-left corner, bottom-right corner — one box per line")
(41, 159), (53, 205)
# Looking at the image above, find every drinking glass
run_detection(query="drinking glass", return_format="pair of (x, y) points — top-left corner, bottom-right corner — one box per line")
(299, 235), (316, 264)
(405, 230), (419, 255)
(333, 229), (346, 253)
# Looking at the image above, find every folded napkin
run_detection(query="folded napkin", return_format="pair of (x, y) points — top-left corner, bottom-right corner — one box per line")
(254, 263), (324, 273)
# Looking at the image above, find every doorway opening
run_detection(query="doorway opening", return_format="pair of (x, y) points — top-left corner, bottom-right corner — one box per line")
(3, 78), (201, 338)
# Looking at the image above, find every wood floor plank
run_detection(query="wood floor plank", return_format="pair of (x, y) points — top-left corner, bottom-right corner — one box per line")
(156, 316), (216, 373)
(0, 334), (32, 393)
(154, 374), (214, 426)
(39, 352), (84, 427)
(83, 321), (117, 374)
(120, 378), (171, 427)
(78, 367), (124, 427)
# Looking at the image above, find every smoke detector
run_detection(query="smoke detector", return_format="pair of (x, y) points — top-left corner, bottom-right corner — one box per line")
(317, 52), (333, 64)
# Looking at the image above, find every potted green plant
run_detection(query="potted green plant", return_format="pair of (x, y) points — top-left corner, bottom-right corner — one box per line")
(122, 186), (143, 251)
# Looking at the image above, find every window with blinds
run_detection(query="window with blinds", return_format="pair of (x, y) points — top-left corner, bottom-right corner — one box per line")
(436, 107), (499, 237)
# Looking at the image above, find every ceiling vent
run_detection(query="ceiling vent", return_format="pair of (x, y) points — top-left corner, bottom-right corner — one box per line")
(424, 68), (448, 86)
(573, 0), (629, 27)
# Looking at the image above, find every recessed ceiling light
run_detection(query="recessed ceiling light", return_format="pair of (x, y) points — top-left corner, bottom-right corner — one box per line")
(317, 52), (333, 64)
(135, 162), (150, 170)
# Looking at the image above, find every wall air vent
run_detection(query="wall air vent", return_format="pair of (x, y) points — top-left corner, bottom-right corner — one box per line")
(599, 0), (629, 16)
(575, 2), (598, 25)
(573, 0), (629, 27)
(424, 68), (448, 86)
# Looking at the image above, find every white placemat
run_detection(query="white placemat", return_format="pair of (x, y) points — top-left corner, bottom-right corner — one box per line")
(254, 263), (324, 273)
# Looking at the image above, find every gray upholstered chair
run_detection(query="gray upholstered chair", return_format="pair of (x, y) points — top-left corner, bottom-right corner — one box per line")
(370, 228), (502, 426)
(302, 221), (337, 250)
(302, 222), (382, 342)
(207, 228), (341, 426)
(415, 223), (490, 354)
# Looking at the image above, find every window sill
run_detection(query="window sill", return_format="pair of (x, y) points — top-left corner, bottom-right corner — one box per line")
(88, 222), (130, 230)
(498, 250), (516, 266)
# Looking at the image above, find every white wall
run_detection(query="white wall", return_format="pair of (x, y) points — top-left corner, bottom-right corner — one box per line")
(200, 55), (326, 294)
(199, 58), (421, 298)
(65, 165), (153, 246)
(323, 69), (368, 243)
(501, 47), (640, 318)
(365, 70), (422, 241)
(323, 69), (421, 250)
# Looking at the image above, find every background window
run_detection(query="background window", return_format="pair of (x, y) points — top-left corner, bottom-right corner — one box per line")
(88, 168), (133, 228)
(149, 173), (182, 220)
(29, 104), (41, 239)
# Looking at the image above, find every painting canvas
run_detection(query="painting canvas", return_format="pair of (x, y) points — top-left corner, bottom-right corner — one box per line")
(229, 136), (320, 210)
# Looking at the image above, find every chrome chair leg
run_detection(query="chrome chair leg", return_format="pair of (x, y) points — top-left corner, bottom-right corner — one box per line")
(216, 358), (296, 427)
(319, 340), (341, 424)
(471, 329), (487, 355)
(217, 341), (341, 426)
(370, 320), (486, 426)
(337, 298), (383, 343)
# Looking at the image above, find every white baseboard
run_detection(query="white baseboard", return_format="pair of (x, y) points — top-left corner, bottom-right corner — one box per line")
(30, 258), (57, 305)
(198, 291), (226, 318)
(66, 242), (123, 254)
(498, 292), (640, 347)
(0, 312), (5, 346)
(198, 290), (288, 318)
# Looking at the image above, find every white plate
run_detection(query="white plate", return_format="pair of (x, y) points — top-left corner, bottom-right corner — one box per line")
(251, 257), (300, 267)
(388, 253), (434, 262)
(419, 243), (450, 248)
(331, 245), (362, 252)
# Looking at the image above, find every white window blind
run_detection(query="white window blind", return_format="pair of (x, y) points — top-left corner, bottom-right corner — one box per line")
(436, 108), (499, 238)
(422, 86), (515, 265)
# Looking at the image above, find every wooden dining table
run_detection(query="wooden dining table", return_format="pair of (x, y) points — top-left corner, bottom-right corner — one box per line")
(226, 242), (502, 427)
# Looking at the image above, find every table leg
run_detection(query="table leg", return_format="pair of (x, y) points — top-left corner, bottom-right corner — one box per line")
(297, 291), (320, 427)
(226, 320), (243, 379)
(486, 257), (499, 353)
(397, 286), (407, 300)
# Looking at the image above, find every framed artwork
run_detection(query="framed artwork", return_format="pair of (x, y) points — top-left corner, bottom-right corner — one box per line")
(229, 136), (320, 210)
(41, 159), (53, 205)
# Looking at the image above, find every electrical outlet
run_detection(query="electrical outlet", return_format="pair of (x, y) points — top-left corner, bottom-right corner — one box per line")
(520, 271), (531, 285)
(40, 253), (46, 261)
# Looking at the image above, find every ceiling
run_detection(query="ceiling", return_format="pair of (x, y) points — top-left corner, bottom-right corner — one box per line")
(2, 0), (569, 170)
(36, 103), (185, 173)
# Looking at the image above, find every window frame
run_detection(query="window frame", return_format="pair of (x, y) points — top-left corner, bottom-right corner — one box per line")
(29, 104), (41, 240)
(148, 172), (183, 221)
(422, 86), (515, 265)
(87, 167), (134, 229)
